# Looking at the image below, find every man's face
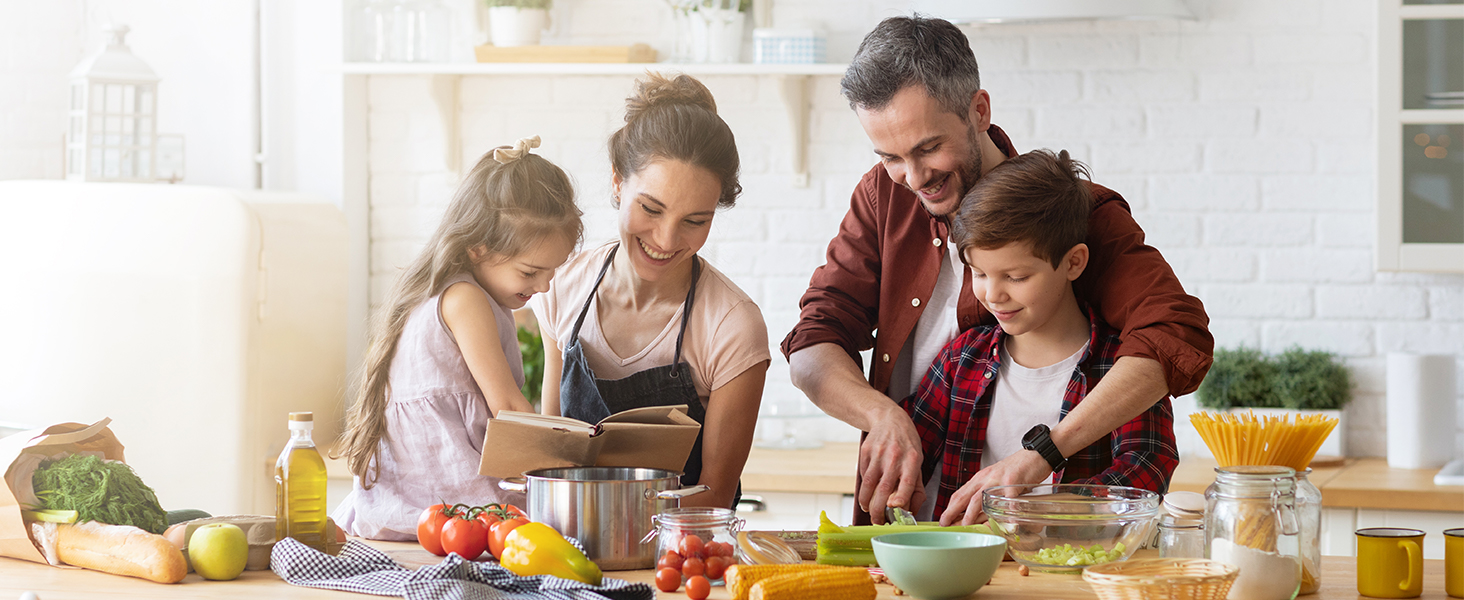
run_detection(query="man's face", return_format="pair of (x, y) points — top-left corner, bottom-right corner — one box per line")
(856, 85), (987, 217)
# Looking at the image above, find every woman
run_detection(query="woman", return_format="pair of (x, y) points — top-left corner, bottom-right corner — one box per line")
(531, 73), (769, 509)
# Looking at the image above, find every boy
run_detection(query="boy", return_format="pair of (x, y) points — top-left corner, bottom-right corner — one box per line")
(903, 149), (1179, 526)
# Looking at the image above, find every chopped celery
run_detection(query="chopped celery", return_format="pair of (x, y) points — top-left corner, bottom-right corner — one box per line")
(22, 509), (78, 523)
(814, 511), (995, 566)
(816, 549), (877, 566)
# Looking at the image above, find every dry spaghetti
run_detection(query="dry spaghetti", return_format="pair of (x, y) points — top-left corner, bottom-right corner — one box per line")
(1189, 411), (1338, 471)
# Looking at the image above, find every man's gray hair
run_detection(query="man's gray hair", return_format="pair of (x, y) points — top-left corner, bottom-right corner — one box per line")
(841, 15), (981, 119)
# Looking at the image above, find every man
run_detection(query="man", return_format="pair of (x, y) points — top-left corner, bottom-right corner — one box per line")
(780, 16), (1212, 524)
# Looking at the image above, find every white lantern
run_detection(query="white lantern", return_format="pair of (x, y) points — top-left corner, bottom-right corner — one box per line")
(66, 25), (160, 182)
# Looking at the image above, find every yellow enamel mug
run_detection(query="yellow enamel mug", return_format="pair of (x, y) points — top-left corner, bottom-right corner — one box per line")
(1447, 528), (1464, 598)
(1357, 527), (1424, 598)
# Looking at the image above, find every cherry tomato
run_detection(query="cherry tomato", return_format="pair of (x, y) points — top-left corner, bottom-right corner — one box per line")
(655, 567), (681, 592)
(416, 503), (456, 556)
(680, 534), (705, 559)
(440, 515), (490, 560)
(682, 556), (705, 578)
(488, 516), (530, 559)
(704, 556), (727, 580)
(658, 550), (685, 571)
(685, 575), (710, 600)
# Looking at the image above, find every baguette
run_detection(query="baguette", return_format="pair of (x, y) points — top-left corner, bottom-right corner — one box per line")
(56, 521), (188, 583)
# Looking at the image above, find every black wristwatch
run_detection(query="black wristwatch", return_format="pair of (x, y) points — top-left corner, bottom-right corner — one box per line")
(1021, 424), (1066, 471)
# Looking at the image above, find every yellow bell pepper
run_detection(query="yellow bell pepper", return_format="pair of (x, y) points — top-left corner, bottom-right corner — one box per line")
(500, 522), (603, 586)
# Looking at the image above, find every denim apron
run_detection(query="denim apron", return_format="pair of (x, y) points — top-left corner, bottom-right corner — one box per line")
(558, 244), (739, 507)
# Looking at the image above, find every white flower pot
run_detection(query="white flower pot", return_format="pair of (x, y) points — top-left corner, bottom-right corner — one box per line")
(489, 7), (547, 47)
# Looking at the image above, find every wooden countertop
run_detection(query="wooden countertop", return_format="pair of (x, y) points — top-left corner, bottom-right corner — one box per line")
(743, 443), (1464, 513)
(2, 540), (1455, 599)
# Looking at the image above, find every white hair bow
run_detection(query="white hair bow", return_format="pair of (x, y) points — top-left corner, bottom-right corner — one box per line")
(492, 135), (542, 164)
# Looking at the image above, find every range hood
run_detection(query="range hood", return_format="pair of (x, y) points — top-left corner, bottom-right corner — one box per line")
(912, 0), (1194, 24)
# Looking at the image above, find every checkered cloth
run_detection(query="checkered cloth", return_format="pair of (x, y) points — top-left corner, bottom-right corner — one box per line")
(271, 538), (656, 600)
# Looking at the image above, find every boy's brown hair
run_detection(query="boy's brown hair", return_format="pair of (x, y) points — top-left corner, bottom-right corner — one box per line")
(951, 149), (1093, 268)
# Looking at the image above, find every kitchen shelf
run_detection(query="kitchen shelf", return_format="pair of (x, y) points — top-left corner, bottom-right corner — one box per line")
(341, 61), (848, 76)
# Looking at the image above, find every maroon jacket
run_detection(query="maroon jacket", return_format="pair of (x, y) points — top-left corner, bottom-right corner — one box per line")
(781, 125), (1214, 399)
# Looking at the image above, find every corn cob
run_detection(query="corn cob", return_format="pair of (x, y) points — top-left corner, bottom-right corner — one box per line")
(748, 566), (877, 600)
(725, 564), (838, 600)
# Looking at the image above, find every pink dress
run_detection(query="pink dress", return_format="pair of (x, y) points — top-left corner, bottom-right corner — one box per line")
(332, 273), (528, 540)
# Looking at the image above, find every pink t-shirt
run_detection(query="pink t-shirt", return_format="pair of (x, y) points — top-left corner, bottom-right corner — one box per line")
(532, 243), (770, 400)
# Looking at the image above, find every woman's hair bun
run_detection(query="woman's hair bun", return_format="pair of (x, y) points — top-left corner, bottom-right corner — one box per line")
(624, 72), (717, 123)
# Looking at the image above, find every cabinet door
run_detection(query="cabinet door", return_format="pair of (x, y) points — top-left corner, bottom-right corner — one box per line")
(1379, 2), (1464, 271)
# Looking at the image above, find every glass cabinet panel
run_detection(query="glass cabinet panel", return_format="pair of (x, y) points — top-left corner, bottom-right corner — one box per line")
(1402, 19), (1464, 109)
(1401, 123), (1464, 243)
(1404, 0), (1463, 4)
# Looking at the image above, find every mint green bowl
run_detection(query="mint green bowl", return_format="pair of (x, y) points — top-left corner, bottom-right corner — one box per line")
(871, 531), (1007, 600)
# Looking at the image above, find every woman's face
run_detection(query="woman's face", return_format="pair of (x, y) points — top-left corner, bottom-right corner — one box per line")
(614, 159), (721, 283)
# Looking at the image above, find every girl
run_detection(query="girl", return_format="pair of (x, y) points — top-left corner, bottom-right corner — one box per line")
(532, 74), (770, 510)
(332, 137), (582, 540)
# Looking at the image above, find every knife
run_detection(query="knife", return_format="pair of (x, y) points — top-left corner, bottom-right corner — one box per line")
(884, 505), (917, 526)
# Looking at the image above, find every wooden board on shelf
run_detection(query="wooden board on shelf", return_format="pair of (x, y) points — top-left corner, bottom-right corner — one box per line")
(474, 43), (657, 63)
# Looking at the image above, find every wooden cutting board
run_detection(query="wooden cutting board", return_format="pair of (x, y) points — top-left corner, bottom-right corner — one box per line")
(475, 43), (657, 63)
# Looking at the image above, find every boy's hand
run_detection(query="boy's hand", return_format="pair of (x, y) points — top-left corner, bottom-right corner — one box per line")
(938, 449), (1053, 526)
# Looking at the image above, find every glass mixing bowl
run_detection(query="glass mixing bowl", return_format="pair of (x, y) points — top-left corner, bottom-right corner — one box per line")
(982, 483), (1160, 573)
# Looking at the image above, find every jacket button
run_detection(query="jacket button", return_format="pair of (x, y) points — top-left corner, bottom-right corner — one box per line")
(933, 237), (942, 247)
(882, 353), (890, 363)
(912, 298), (921, 307)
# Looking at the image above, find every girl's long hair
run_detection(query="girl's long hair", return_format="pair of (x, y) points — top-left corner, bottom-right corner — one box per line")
(333, 149), (581, 488)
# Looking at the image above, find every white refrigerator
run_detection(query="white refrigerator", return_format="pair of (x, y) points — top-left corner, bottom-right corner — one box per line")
(0, 180), (348, 517)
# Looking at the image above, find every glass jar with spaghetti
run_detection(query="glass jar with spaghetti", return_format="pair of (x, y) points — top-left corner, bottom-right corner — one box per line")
(1205, 466), (1301, 600)
(1294, 468), (1322, 595)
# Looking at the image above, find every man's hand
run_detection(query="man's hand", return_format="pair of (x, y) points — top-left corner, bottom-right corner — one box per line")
(938, 449), (1052, 526)
(857, 404), (927, 524)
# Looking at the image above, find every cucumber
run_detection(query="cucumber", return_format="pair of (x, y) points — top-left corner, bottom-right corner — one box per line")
(166, 509), (213, 526)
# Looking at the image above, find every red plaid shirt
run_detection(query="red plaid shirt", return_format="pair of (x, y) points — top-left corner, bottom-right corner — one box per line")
(901, 308), (1178, 517)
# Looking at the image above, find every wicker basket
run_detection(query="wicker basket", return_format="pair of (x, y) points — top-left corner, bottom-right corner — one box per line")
(1082, 558), (1239, 600)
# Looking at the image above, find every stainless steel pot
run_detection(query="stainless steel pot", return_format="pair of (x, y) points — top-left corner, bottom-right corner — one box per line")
(499, 467), (709, 570)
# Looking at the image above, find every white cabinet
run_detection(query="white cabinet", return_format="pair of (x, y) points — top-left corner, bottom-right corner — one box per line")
(735, 491), (856, 531)
(1320, 507), (1460, 559)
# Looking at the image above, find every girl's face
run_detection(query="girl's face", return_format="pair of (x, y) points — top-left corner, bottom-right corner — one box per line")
(614, 159), (721, 283)
(470, 231), (576, 309)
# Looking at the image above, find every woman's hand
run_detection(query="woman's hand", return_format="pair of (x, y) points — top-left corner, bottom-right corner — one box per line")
(680, 360), (770, 510)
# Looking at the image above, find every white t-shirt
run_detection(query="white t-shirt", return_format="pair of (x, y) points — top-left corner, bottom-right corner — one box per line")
(530, 243), (770, 401)
(980, 341), (1089, 473)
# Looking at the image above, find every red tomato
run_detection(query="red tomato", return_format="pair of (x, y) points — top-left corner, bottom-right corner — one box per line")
(441, 515), (490, 560)
(679, 534), (705, 559)
(685, 575), (710, 600)
(658, 550), (685, 571)
(488, 516), (530, 560)
(682, 556), (705, 577)
(704, 556), (727, 580)
(417, 503), (456, 556)
(499, 504), (528, 519)
(476, 507), (503, 529)
(655, 567), (681, 592)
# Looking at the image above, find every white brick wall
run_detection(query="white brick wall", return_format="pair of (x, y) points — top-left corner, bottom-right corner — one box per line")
(7, 0), (1447, 457)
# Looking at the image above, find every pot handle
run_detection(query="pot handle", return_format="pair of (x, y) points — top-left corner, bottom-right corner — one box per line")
(498, 477), (528, 493)
(647, 484), (711, 501)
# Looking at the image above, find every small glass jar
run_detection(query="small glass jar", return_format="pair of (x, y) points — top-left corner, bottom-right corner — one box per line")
(1158, 513), (1206, 558)
(650, 507), (743, 585)
(1294, 468), (1322, 595)
(1205, 466), (1301, 600)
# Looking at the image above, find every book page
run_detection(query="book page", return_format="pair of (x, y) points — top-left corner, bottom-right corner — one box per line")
(495, 410), (594, 434)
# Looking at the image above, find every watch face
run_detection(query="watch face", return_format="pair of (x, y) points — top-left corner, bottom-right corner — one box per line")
(1022, 424), (1046, 447)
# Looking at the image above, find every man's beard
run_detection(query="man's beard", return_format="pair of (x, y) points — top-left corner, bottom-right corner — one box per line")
(915, 123), (984, 218)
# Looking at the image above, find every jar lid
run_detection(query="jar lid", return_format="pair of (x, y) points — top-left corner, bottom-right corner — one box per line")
(1162, 491), (1205, 523)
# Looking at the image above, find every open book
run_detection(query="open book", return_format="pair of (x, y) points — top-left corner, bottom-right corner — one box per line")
(478, 405), (702, 479)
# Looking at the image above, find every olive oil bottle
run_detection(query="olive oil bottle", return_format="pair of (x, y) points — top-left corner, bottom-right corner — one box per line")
(275, 411), (328, 552)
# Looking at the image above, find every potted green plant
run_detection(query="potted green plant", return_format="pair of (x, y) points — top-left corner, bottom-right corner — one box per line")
(486, 0), (551, 47)
(517, 325), (545, 411)
(1194, 346), (1353, 456)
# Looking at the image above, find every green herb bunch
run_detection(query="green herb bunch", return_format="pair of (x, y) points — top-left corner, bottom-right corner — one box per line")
(32, 454), (169, 534)
(1197, 346), (1352, 411)
(518, 325), (545, 409)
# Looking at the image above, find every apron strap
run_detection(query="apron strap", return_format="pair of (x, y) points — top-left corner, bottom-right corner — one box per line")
(670, 256), (701, 377)
(567, 245), (619, 345)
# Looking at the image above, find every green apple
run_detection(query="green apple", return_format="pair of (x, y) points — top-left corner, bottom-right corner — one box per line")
(188, 523), (248, 581)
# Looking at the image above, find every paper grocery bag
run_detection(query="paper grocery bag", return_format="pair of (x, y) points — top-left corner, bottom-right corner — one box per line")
(0, 418), (125, 564)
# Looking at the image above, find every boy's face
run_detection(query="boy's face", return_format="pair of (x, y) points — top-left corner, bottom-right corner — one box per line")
(965, 241), (1088, 338)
